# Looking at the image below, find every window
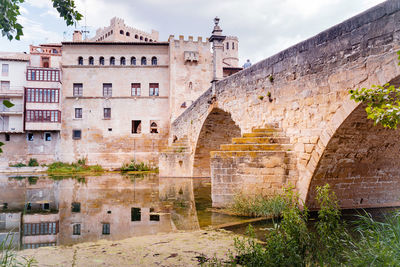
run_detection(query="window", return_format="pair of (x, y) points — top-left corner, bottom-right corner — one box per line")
(26, 69), (60, 82)
(24, 222), (58, 236)
(150, 214), (160, 221)
(73, 130), (81, 140)
(73, 224), (81, 235)
(132, 120), (141, 134)
(1, 81), (10, 91)
(3, 203), (8, 210)
(226, 42), (229, 50)
(5, 134), (10, 141)
(104, 108), (111, 119)
(131, 207), (141, 221)
(78, 57), (83, 65)
(150, 122), (158, 133)
(141, 57), (147, 65)
(151, 57), (157, 65)
(232, 42), (235, 49)
(73, 83), (83, 97)
(103, 83), (112, 97)
(44, 132), (51, 141)
(99, 57), (105, 65)
(42, 203), (50, 210)
(134, 34), (138, 39)
(26, 88), (59, 103)
(102, 223), (110, 235)
(110, 57), (115, 65)
(27, 133), (34, 141)
(145, 38), (148, 42)
(26, 110), (61, 122)
(75, 108), (82, 119)
(149, 83), (159, 96)
(120, 57), (126, 65)
(140, 36), (143, 40)
(89, 57), (94, 65)
(2, 64), (9, 76)
(41, 57), (50, 68)
(26, 202), (31, 211)
(120, 30), (124, 34)
(71, 202), (80, 213)
(131, 83), (141, 96)
(126, 32), (130, 36)
(130, 57), (136, 65)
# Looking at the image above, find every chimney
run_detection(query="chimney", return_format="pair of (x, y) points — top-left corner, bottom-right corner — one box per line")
(73, 31), (82, 42)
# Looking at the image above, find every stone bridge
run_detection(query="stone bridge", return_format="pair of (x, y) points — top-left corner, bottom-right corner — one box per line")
(160, 0), (400, 209)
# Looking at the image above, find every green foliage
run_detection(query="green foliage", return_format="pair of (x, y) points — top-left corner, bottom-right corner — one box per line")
(9, 162), (26, 167)
(229, 193), (285, 218)
(1, 232), (37, 266)
(350, 83), (400, 129)
(28, 158), (39, 167)
(47, 160), (103, 174)
(269, 75), (274, 83)
(258, 95), (264, 101)
(120, 160), (158, 172)
(1, 0), (82, 41)
(0, 141), (3, 153)
(345, 211), (400, 266)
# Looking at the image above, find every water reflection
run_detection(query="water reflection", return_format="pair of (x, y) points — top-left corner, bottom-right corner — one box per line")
(0, 173), (242, 250)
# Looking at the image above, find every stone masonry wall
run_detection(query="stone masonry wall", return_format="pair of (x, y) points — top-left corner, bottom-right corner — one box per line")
(169, 0), (400, 207)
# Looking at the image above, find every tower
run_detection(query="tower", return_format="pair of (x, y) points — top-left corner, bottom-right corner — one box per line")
(222, 36), (239, 67)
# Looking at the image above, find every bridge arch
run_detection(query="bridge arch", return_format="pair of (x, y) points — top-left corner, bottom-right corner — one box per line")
(192, 107), (241, 177)
(304, 76), (400, 209)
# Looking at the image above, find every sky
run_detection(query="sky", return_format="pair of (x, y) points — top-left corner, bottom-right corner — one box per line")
(0, 0), (386, 65)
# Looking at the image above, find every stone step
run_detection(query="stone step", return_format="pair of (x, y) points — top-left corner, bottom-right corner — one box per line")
(252, 128), (283, 133)
(220, 144), (293, 151)
(210, 150), (286, 158)
(243, 132), (286, 138)
(232, 136), (290, 144)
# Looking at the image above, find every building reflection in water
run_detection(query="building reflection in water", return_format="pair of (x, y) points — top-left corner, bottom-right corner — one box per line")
(0, 173), (201, 249)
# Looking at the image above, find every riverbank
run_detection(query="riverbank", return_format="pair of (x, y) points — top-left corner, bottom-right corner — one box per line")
(17, 230), (237, 266)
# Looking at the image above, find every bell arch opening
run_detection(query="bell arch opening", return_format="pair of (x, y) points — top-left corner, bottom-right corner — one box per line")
(306, 82), (400, 209)
(192, 108), (241, 177)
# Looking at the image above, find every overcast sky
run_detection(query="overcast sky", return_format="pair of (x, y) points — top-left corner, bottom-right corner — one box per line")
(0, 0), (386, 65)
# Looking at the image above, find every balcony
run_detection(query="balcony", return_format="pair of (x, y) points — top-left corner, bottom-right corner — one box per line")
(26, 67), (60, 82)
(0, 86), (24, 97)
(0, 104), (23, 114)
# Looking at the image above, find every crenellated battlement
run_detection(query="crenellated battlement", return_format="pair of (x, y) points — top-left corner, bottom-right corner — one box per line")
(168, 35), (210, 46)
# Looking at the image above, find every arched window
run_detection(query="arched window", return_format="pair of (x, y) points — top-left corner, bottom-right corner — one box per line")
(150, 122), (158, 133)
(110, 57), (115, 65)
(135, 34), (138, 39)
(131, 57), (136, 65)
(126, 32), (130, 36)
(188, 82), (193, 90)
(149, 39), (152, 42)
(120, 57), (126, 65)
(232, 42), (235, 49)
(141, 57), (147, 66)
(145, 38), (148, 42)
(89, 57), (94, 65)
(78, 57), (83, 65)
(111, 30), (113, 34)
(140, 36), (143, 40)
(226, 42), (229, 49)
(99, 57), (104, 65)
(151, 56), (157, 66)
(120, 30), (124, 35)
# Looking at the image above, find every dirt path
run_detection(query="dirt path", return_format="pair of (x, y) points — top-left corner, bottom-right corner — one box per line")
(18, 230), (238, 266)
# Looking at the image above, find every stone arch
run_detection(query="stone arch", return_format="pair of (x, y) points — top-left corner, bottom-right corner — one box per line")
(192, 108), (241, 177)
(304, 76), (400, 210)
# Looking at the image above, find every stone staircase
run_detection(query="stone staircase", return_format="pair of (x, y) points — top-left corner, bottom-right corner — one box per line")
(210, 127), (297, 207)
(162, 136), (190, 153)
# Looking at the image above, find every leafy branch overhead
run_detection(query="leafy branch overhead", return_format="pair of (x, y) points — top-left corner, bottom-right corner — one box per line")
(349, 51), (400, 129)
(0, 0), (82, 41)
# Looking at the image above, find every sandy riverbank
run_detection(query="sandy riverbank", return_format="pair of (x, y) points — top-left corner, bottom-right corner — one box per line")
(18, 230), (238, 266)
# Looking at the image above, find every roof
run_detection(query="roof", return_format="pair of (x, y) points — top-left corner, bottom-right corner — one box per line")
(39, 43), (62, 47)
(62, 41), (169, 46)
(0, 52), (29, 61)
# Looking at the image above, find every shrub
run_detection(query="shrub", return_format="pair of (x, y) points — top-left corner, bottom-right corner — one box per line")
(229, 193), (285, 218)
(28, 158), (39, 167)
(47, 161), (103, 174)
(10, 162), (26, 167)
(120, 160), (157, 172)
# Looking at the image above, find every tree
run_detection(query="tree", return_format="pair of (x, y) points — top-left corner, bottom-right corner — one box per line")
(350, 51), (400, 129)
(0, 0), (82, 41)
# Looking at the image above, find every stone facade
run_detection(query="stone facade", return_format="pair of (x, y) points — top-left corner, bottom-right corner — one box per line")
(163, 0), (400, 209)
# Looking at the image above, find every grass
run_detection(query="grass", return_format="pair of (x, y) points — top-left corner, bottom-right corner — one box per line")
(47, 160), (104, 174)
(1, 232), (37, 266)
(228, 193), (286, 218)
(120, 160), (158, 172)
